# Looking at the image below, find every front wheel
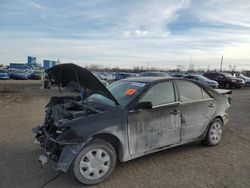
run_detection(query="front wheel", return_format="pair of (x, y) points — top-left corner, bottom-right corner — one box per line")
(72, 139), (117, 185)
(203, 118), (223, 146)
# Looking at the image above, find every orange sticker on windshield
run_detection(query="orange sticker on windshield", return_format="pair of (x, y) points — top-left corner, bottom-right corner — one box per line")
(125, 89), (136, 96)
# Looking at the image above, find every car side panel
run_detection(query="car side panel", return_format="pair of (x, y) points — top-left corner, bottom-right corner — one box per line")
(128, 103), (181, 155)
(180, 99), (217, 140)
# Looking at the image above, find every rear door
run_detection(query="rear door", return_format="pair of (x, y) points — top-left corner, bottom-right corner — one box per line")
(175, 80), (216, 140)
(128, 81), (181, 155)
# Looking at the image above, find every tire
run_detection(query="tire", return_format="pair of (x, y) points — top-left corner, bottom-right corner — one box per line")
(203, 118), (223, 146)
(72, 139), (117, 185)
(246, 82), (250, 87)
(225, 83), (231, 89)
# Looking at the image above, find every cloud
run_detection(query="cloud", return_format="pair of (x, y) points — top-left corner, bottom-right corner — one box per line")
(192, 0), (250, 28)
(117, 0), (191, 37)
(0, 0), (250, 70)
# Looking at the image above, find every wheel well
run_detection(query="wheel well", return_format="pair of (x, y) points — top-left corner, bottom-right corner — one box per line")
(214, 116), (223, 124)
(203, 116), (224, 138)
(92, 133), (122, 161)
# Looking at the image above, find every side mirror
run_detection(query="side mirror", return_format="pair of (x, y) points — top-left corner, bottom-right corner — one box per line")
(134, 101), (152, 110)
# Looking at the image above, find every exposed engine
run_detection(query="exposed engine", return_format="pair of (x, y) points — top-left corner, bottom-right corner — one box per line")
(33, 95), (111, 164)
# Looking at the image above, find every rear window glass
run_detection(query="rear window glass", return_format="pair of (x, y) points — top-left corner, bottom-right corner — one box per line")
(176, 80), (203, 102)
(202, 90), (212, 99)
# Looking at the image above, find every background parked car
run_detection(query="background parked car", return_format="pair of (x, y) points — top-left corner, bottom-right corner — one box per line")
(93, 72), (109, 86)
(113, 72), (136, 81)
(29, 70), (42, 80)
(237, 75), (250, 87)
(140, 71), (171, 77)
(0, 69), (9, 80)
(170, 73), (185, 78)
(12, 69), (30, 80)
(183, 74), (219, 88)
(203, 72), (244, 89)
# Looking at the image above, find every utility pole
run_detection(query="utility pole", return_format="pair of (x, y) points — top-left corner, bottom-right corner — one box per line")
(220, 56), (223, 72)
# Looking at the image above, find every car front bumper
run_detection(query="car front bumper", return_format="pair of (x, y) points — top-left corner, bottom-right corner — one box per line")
(232, 82), (244, 88)
(32, 126), (89, 172)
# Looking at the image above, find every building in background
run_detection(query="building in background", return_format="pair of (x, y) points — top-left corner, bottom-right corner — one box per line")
(7, 56), (41, 70)
(6, 56), (61, 71)
(27, 56), (37, 66)
(27, 56), (41, 69)
(8, 63), (29, 70)
(43, 59), (60, 70)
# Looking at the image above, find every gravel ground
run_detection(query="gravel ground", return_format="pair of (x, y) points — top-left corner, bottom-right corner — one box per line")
(0, 80), (250, 188)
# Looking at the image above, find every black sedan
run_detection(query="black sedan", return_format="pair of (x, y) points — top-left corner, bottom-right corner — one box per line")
(183, 74), (219, 88)
(33, 64), (231, 185)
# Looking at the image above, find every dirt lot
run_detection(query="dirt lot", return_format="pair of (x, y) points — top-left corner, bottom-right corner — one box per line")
(0, 80), (250, 188)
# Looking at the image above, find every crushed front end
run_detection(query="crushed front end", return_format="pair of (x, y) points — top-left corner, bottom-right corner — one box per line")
(32, 63), (120, 172)
(32, 96), (106, 172)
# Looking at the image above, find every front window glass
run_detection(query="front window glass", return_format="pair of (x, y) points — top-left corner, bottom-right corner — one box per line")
(139, 81), (175, 106)
(176, 80), (203, 102)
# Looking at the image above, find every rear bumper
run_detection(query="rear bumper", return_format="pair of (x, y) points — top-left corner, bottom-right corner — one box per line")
(222, 112), (230, 125)
(0, 77), (9, 80)
(232, 82), (244, 88)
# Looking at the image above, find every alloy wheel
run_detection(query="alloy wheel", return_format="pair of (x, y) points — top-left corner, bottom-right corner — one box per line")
(79, 149), (111, 180)
(209, 122), (222, 145)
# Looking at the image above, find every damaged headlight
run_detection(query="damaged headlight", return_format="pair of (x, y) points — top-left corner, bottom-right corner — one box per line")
(56, 128), (80, 143)
(56, 127), (69, 134)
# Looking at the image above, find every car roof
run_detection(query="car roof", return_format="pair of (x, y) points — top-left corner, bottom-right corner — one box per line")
(122, 76), (181, 83)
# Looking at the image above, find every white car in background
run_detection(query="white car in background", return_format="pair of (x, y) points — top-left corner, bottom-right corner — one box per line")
(237, 75), (250, 87)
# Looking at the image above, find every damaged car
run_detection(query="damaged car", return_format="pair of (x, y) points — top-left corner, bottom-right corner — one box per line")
(33, 63), (231, 185)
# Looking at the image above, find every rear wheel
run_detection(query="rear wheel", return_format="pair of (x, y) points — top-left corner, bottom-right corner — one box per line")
(72, 139), (117, 185)
(203, 118), (223, 146)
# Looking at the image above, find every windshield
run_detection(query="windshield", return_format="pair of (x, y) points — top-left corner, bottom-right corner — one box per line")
(0, 70), (7, 73)
(123, 73), (134, 78)
(195, 75), (211, 81)
(87, 81), (148, 107)
(222, 73), (234, 78)
(141, 72), (168, 77)
(239, 75), (249, 80)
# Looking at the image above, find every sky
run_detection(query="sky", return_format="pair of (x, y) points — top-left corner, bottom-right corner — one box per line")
(1, 0), (250, 70)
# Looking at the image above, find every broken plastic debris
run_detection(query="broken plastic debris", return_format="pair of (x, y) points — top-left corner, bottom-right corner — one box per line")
(38, 153), (49, 165)
(33, 138), (40, 145)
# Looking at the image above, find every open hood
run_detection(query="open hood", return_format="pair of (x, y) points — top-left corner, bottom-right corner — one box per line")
(46, 63), (120, 106)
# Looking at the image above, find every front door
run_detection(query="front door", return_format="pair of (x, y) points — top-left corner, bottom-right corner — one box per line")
(128, 81), (181, 155)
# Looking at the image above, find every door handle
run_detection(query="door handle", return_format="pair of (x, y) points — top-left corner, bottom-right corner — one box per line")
(170, 109), (179, 115)
(208, 103), (215, 108)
